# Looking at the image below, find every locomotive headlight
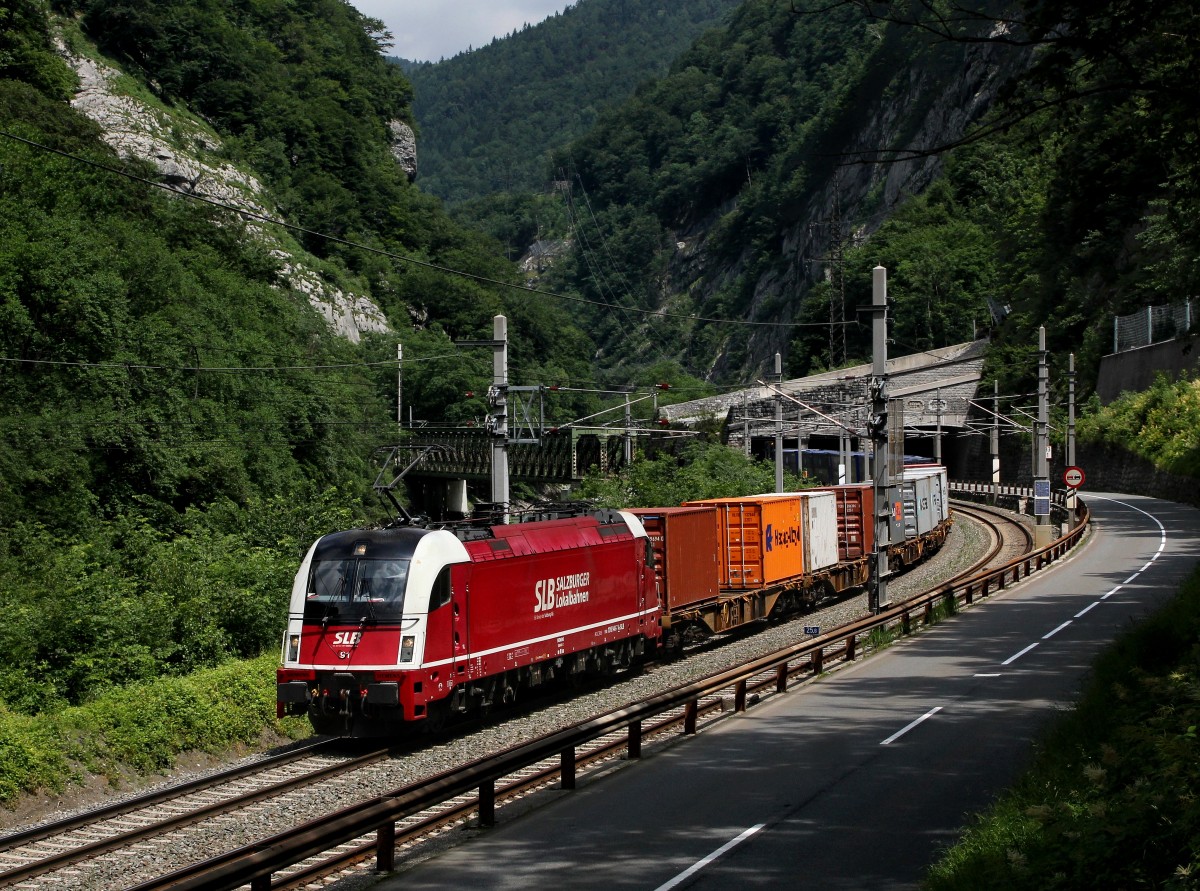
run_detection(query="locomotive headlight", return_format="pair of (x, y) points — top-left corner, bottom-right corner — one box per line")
(400, 635), (415, 663)
(287, 633), (301, 662)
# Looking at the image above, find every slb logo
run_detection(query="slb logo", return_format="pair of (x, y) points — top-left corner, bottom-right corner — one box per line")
(535, 579), (557, 613)
(332, 631), (361, 646)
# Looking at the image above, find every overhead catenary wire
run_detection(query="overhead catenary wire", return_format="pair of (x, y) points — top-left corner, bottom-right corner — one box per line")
(561, 165), (681, 366)
(0, 129), (851, 331)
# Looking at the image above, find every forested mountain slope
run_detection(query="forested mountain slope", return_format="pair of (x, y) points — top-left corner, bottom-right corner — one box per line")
(0, 0), (600, 716)
(404, 0), (740, 203)
(545, 0), (1200, 398)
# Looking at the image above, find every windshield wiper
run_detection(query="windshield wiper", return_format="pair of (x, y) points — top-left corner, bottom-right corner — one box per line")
(321, 574), (347, 627)
(360, 578), (378, 623)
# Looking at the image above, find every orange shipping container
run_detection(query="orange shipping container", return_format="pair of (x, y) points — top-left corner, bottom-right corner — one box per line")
(627, 507), (721, 611)
(682, 496), (807, 589)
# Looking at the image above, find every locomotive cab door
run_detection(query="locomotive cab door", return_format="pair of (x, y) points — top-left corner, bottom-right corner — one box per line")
(640, 535), (657, 632)
(449, 564), (470, 682)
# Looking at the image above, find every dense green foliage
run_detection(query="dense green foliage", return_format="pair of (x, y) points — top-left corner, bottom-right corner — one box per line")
(0, 653), (305, 802)
(535, 0), (1200, 397)
(970, 0), (1200, 397)
(0, 69), (381, 710)
(1076, 376), (1200, 479)
(405, 0), (740, 203)
(0, 86), (377, 531)
(790, 174), (1003, 374)
(60, 0), (409, 265)
(0, 0), (600, 731)
(548, 0), (977, 379)
(580, 439), (810, 507)
(925, 566), (1200, 889)
(0, 0), (76, 97)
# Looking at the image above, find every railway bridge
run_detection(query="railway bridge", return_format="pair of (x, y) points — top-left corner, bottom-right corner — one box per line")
(660, 339), (989, 480)
(393, 425), (633, 517)
(396, 339), (988, 515)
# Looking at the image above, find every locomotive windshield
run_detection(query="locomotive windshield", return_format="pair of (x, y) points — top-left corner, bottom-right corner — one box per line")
(304, 557), (409, 623)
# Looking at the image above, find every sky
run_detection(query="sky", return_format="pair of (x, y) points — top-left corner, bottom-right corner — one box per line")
(350, 1), (571, 62)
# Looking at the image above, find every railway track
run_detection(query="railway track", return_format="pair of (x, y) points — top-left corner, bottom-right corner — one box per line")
(0, 740), (393, 889)
(0, 501), (1048, 891)
(947, 501), (1035, 582)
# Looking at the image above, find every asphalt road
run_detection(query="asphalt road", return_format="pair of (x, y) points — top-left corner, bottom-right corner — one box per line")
(373, 493), (1200, 891)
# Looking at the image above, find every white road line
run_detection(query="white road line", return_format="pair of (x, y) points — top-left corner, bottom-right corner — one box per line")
(653, 823), (767, 891)
(1065, 496), (1170, 630)
(1043, 620), (1072, 639)
(973, 673), (1001, 677)
(880, 706), (943, 746)
(1002, 642), (1039, 665)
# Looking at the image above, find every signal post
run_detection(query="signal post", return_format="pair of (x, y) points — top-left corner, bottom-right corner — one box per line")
(868, 266), (891, 612)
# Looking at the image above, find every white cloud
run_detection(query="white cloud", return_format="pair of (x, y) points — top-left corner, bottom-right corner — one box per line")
(351, 1), (570, 62)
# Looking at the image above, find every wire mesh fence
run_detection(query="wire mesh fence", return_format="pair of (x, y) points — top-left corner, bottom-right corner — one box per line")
(1113, 299), (1198, 353)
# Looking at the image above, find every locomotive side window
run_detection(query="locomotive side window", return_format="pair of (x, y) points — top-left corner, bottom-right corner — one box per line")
(430, 567), (452, 610)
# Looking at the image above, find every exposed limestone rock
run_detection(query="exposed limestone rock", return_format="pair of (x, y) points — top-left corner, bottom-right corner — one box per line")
(665, 34), (1032, 378)
(519, 239), (570, 276)
(55, 37), (390, 344)
(388, 120), (417, 181)
(268, 251), (389, 341)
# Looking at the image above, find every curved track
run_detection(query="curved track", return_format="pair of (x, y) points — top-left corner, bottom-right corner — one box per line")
(0, 503), (1041, 891)
(947, 501), (1035, 582)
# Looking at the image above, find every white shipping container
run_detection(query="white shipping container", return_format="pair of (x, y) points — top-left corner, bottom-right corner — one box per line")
(901, 465), (946, 535)
(802, 491), (839, 572)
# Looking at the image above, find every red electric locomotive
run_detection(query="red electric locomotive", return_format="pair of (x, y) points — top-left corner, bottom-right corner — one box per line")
(277, 510), (660, 734)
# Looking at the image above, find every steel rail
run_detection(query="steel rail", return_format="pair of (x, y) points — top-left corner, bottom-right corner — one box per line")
(129, 498), (1090, 891)
(0, 739), (339, 853)
(268, 698), (728, 890)
(0, 745), (393, 887)
(950, 502), (1034, 579)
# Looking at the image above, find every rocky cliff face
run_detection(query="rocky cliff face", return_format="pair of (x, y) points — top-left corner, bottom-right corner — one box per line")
(388, 120), (417, 182)
(669, 32), (1030, 378)
(56, 38), (391, 344)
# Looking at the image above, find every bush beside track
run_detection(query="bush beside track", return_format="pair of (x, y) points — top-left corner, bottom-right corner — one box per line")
(925, 565), (1200, 889)
(0, 654), (308, 806)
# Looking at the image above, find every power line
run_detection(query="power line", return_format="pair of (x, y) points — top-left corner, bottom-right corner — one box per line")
(0, 351), (457, 373)
(0, 129), (852, 331)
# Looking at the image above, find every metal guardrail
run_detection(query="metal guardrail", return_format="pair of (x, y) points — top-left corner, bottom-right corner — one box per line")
(950, 480), (1078, 526)
(950, 480), (1066, 505)
(132, 494), (1091, 891)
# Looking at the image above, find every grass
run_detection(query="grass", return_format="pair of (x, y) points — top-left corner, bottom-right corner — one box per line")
(927, 591), (959, 625)
(924, 565), (1200, 889)
(0, 653), (309, 805)
(865, 625), (899, 651)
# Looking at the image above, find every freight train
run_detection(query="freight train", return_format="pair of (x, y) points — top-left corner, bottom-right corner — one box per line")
(277, 466), (951, 735)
